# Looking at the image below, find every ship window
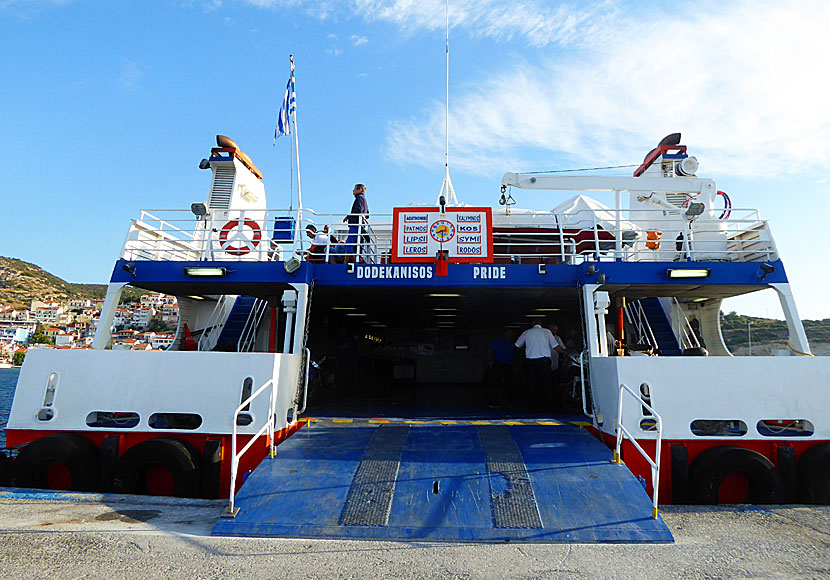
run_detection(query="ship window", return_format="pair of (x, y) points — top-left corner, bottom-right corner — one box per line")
(690, 419), (747, 437)
(86, 411), (140, 429)
(148, 413), (202, 430)
(756, 419), (814, 437)
(36, 408), (55, 422)
(240, 377), (254, 411)
(43, 372), (59, 407)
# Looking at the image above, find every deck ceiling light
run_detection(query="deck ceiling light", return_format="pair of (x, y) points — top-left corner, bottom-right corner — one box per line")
(184, 267), (226, 277)
(525, 314), (546, 318)
(692, 298), (709, 303)
(428, 293), (463, 298)
(345, 313), (368, 317)
(667, 268), (710, 279)
(187, 295), (206, 301)
(534, 308), (560, 312)
(332, 307), (358, 310)
(435, 314), (456, 317)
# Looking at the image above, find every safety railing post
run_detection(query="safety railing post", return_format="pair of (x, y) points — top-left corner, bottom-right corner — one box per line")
(615, 382), (663, 519)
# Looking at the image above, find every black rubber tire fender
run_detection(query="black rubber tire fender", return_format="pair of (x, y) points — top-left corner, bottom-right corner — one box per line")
(12, 433), (100, 492)
(114, 438), (202, 498)
(690, 446), (785, 505)
(797, 443), (830, 504)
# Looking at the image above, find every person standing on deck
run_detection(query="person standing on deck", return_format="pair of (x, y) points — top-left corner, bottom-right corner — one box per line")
(343, 183), (369, 264)
(487, 328), (515, 408)
(515, 321), (561, 412)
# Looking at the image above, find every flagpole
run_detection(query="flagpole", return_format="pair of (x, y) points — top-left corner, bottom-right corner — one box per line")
(290, 55), (304, 249)
(437, 0), (457, 206)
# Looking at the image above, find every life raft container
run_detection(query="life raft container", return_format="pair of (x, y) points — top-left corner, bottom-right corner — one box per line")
(12, 433), (100, 492)
(114, 438), (202, 498)
(689, 446), (785, 505)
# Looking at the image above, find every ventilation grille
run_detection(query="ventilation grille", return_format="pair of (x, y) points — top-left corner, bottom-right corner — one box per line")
(666, 192), (689, 208)
(207, 167), (235, 210)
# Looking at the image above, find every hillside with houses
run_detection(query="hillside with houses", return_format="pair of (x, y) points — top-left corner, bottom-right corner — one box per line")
(0, 292), (178, 365)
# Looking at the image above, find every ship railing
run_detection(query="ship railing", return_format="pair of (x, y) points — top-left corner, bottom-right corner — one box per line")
(120, 206), (776, 265)
(225, 377), (277, 517)
(669, 297), (702, 351)
(238, 298), (269, 352)
(615, 382), (663, 520)
(197, 295), (233, 351)
(624, 301), (659, 352)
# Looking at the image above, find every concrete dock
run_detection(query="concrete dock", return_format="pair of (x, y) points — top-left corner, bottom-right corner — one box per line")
(0, 490), (828, 579)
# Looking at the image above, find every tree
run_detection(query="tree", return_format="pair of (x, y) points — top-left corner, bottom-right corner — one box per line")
(12, 350), (25, 366)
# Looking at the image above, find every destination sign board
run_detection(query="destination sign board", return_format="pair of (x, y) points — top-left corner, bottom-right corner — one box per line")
(391, 207), (493, 263)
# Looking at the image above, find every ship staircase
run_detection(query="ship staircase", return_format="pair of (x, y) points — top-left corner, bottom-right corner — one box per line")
(212, 418), (673, 543)
(629, 298), (682, 356)
(215, 296), (266, 352)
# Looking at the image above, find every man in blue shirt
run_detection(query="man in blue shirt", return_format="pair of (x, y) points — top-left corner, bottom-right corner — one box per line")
(344, 183), (369, 263)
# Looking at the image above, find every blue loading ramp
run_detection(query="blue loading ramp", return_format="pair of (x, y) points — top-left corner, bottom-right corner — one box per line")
(212, 421), (673, 543)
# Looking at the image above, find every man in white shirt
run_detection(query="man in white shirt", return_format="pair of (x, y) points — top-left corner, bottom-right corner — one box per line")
(515, 322), (566, 412)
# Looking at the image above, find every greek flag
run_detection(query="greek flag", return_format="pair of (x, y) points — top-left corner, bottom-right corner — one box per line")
(274, 72), (295, 142)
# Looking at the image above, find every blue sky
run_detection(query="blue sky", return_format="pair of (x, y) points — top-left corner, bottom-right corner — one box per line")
(1, 0), (828, 319)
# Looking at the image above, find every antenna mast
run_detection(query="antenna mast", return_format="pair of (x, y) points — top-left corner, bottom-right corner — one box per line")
(437, 0), (458, 206)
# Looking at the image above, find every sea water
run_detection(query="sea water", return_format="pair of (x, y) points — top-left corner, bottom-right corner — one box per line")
(0, 368), (19, 449)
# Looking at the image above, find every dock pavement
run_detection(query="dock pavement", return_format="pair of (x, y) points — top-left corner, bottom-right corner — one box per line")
(0, 490), (828, 579)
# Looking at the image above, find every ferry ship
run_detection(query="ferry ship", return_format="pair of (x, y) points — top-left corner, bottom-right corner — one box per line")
(2, 132), (828, 541)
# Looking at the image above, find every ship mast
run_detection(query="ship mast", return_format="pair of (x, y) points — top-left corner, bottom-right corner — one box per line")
(437, 0), (458, 207)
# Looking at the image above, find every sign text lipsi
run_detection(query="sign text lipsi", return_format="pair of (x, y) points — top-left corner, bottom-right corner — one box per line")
(404, 235), (427, 244)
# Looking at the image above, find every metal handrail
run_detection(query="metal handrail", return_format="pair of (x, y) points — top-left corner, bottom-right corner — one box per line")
(238, 298), (269, 352)
(624, 301), (658, 351)
(225, 378), (277, 517)
(197, 295), (230, 351)
(121, 206), (777, 265)
(670, 298), (701, 350)
(614, 382), (663, 520)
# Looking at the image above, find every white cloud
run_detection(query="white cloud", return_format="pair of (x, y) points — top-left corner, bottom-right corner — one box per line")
(325, 47), (343, 56)
(385, 0), (830, 178)
(117, 60), (146, 92)
(351, 34), (368, 46)
(237, 0), (615, 47)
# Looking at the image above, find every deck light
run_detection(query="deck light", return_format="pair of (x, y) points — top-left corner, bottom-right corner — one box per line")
(428, 293), (462, 298)
(284, 257), (301, 274)
(758, 263), (775, 280)
(190, 203), (209, 217)
(534, 308), (560, 312)
(184, 267), (226, 277)
(122, 262), (137, 278)
(525, 314), (546, 318)
(667, 268), (710, 279)
(345, 313), (368, 317)
(332, 307), (358, 310)
(435, 314), (456, 317)
(685, 202), (705, 219)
